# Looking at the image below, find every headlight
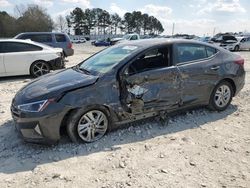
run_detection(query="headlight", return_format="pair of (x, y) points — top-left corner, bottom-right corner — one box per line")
(17, 99), (54, 112)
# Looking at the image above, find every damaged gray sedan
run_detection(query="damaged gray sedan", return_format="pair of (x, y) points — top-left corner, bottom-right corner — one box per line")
(11, 39), (245, 144)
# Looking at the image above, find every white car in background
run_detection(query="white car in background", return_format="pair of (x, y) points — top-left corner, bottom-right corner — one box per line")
(111, 33), (140, 45)
(214, 35), (240, 51)
(0, 39), (64, 77)
(237, 36), (250, 50)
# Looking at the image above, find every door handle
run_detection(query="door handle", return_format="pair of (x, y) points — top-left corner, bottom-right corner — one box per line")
(210, 66), (220, 70)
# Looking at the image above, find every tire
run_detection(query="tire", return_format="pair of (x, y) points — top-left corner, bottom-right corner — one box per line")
(30, 61), (51, 77)
(234, 45), (239, 51)
(66, 106), (112, 143)
(208, 81), (233, 111)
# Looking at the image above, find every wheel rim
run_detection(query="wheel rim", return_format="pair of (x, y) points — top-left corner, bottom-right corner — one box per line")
(77, 110), (108, 142)
(32, 62), (50, 77)
(214, 85), (231, 108)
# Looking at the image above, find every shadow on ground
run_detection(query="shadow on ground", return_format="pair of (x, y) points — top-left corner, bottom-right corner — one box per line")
(0, 75), (32, 83)
(0, 105), (237, 174)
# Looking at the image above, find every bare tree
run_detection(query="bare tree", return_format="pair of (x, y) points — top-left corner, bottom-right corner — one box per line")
(55, 15), (67, 32)
(17, 4), (54, 32)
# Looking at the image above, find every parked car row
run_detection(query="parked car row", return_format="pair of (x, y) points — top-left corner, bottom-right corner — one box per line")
(92, 33), (250, 51)
(91, 33), (141, 47)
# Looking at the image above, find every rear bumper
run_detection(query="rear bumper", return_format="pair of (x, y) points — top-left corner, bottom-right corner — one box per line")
(64, 48), (74, 57)
(234, 69), (245, 96)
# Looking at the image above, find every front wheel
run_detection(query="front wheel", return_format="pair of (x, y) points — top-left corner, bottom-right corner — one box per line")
(234, 45), (239, 51)
(208, 81), (233, 111)
(67, 107), (111, 143)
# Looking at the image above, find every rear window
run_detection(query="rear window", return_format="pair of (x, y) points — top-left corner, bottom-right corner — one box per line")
(55, 34), (66, 42)
(0, 42), (42, 53)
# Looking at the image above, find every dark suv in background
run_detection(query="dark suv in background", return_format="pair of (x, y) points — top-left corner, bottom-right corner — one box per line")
(15, 32), (74, 57)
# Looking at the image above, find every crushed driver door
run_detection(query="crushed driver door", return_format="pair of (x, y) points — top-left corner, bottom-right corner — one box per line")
(121, 66), (182, 114)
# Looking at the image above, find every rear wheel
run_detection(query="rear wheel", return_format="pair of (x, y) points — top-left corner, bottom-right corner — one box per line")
(67, 107), (111, 143)
(208, 81), (233, 111)
(30, 61), (50, 77)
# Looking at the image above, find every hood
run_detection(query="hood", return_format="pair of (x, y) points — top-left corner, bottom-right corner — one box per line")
(14, 68), (99, 104)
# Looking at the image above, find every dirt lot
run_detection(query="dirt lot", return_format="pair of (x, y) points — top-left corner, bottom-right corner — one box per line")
(0, 42), (249, 188)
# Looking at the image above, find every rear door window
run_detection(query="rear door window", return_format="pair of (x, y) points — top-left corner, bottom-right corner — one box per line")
(55, 34), (66, 42)
(1, 42), (42, 53)
(176, 44), (207, 63)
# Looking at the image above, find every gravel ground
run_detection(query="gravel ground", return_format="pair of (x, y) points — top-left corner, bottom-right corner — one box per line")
(0, 42), (249, 188)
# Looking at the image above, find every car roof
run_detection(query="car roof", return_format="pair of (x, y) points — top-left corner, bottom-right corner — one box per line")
(117, 38), (217, 48)
(0, 39), (53, 49)
(0, 38), (37, 43)
(17, 32), (67, 35)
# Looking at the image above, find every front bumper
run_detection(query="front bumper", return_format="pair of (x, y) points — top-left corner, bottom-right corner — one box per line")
(11, 102), (70, 145)
(220, 45), (235, 51)
(49, 57), (65, 70)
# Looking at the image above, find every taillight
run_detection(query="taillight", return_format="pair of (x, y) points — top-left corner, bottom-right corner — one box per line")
(67, 42), (72, 49)
(234, 59), (244, 66)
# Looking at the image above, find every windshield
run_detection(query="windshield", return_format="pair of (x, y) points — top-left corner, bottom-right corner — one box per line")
(79, 45), (138, 74)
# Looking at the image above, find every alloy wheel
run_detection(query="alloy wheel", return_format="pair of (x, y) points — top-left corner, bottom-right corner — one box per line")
(32, 62), (50, 77)
(77, 110), (108, 142)
(214, 85), (231, 108)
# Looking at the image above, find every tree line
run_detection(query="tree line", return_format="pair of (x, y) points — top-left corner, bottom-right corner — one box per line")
(0, 4), (164, 38)
(67, 7), (164, 36)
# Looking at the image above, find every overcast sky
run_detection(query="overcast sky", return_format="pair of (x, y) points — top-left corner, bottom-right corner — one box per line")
(1, 0), (250, 36)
